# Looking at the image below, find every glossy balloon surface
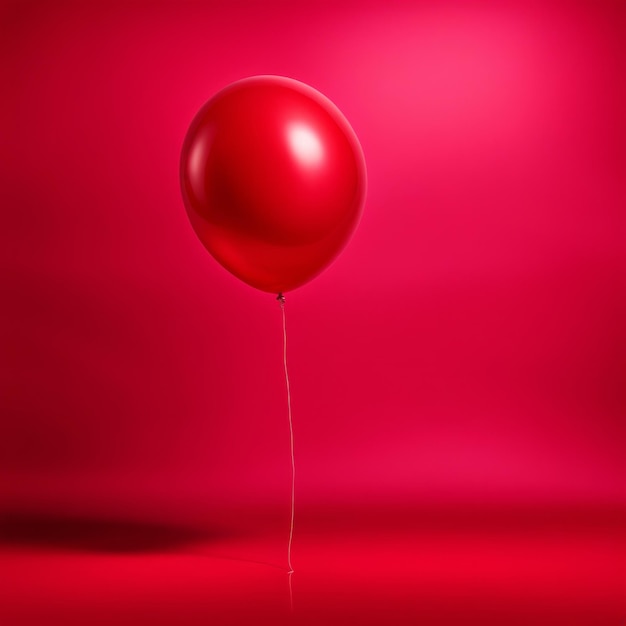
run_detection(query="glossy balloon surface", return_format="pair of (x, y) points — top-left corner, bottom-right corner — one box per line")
(180, 76), (367, 294)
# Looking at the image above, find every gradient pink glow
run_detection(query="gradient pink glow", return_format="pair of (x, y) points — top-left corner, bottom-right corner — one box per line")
(1, 1), (624, 624)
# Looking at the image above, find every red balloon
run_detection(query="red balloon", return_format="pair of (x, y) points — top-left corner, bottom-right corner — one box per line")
(180, 76), (367, 294)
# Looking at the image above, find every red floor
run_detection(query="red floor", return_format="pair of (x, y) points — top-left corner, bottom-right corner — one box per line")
(1, 504), (623, 625)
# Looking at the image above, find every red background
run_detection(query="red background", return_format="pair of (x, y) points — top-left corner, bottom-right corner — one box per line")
(1, 1), (624, 624)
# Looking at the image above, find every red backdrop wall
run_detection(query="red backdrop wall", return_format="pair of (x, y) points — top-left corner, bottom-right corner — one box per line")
(2, 0), (623, 522)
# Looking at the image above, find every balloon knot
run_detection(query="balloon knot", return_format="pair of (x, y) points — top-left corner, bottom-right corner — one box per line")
(277, 293), (286, 307)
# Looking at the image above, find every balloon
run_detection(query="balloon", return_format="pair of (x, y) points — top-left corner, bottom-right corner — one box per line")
(180, 75), (367, 294)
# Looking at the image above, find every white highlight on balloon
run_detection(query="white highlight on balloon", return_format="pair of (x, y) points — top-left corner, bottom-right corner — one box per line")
(287, 123), (324, 168)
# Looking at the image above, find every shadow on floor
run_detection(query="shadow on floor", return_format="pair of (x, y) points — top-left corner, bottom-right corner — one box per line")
(0, 512), (226, 554)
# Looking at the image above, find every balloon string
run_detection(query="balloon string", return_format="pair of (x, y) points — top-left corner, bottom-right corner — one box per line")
(277, 292), (295, 610)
